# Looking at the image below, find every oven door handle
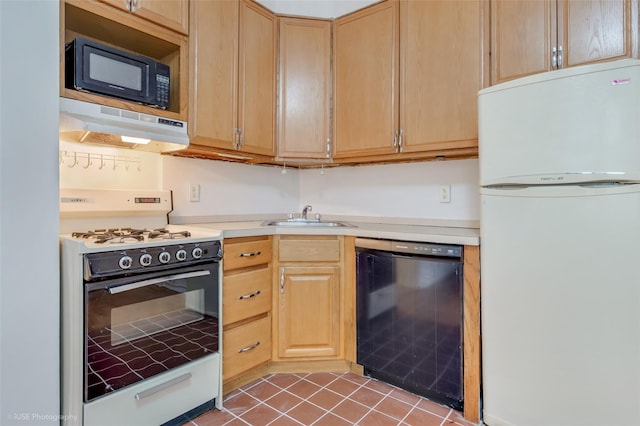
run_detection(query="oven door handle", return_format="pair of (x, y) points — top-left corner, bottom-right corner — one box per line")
(107, 270), (211, 294)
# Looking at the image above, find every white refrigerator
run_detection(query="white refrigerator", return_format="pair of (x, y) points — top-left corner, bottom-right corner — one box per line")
(479, 59), (640, 426)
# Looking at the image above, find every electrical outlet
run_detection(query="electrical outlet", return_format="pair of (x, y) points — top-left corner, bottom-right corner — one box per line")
(189, 183), (200, 202)
(439, 184), (451, 203)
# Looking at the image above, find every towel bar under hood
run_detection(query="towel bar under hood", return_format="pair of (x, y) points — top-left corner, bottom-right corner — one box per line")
(59, 98), (189, 153)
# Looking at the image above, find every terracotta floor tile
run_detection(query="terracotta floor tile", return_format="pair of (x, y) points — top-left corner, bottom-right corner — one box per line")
(388, 388), (421, 406)
(238, 403), (280, 426)
(374, 396), (413, 421)
(287, 379), (322, 399)
(358, 410), (398, 426)
(220, 419), (248, 426)
(313, 412), (354, 426)
(304, 372), (339, 387)
(331, 399), (370, 423)
(268, 414), (304, 426)
(325, 377), (361, 396)
(267, 374), (303, 390)
(348, 387), (386, 407)
(307, 388), (344, 410)
(286, 401), (326, 425)
(264, 390), (304, 413)
(365, 378), (394, 394)
(223, 392), (260, 416)
(244, 380), (281, 401)
(403, 407), (446, 426)
(185, 374), (472, 426)
(416, 399), (451, 418)
(341, 372), (369, 385)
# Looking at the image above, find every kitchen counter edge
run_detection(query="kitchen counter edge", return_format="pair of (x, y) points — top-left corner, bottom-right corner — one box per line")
(185, 220), (480, 246)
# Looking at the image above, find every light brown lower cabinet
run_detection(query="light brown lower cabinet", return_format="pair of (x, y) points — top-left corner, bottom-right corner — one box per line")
(222, 236), (273, 385)
(272, 236), (346, 361)
(223, 315), (271, 379)
(277, 265), (341, 358)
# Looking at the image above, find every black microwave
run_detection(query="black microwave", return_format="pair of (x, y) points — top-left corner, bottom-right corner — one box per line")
(65, 37), (170, 110)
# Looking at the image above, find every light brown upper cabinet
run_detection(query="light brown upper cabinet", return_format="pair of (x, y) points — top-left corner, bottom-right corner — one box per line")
(277, 18), (332, 161)
(189, 0), (277, 157)
(491, 0), (638, 85)
(333, 0), (486, 161)
(98, 0), (189, 35)
(333, 1), (399, 158)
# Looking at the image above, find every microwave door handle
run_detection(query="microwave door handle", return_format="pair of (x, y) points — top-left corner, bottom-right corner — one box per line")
(107, 270), (211, 295)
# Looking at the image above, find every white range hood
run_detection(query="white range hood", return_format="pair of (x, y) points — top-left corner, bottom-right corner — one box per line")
(59, 97), (189, 152)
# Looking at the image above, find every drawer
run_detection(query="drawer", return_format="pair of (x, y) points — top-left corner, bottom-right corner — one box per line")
(223, 266), (272, 325)
(224, 238), (272, 271)
(223, 315), (271, 380)
(279, 238), (341, 262)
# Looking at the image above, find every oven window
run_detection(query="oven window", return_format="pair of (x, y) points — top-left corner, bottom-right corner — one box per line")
(84, 266), (219, 402)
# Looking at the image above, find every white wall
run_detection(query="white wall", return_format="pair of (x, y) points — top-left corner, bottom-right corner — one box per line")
(59, 140), (163, 190)
(299, 159), (480, 221)
(162, 157), (480, 223)
(0, 1), (60, 424)
(162, 156), (300, 218)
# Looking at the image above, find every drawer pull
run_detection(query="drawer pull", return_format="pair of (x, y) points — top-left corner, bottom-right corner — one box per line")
(238, 290), (261, 300)
(238, 341), (261, 353)
(134, 372), (192, 401)
(239, 251), (261, 257)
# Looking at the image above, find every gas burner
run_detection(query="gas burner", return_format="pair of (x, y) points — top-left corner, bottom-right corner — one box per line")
(148, 230), (191, 239)
(71, 227), (193, 244)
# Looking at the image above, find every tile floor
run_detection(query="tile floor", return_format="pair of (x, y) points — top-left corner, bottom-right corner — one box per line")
(182, 372), (477, 426)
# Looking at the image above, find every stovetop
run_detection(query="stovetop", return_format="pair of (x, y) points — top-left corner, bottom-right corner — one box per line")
(61, 224), (222, 254)
(71, 227), (193, 244)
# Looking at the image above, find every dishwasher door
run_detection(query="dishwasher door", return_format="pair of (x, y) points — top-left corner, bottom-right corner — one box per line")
(356, 239), (463, 409)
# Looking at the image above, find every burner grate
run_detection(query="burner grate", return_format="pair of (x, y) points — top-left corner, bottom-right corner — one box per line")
(70, 228), (191, 244)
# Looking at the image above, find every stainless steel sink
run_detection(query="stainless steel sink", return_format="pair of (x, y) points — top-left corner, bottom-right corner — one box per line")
(262, 219), (353, 227)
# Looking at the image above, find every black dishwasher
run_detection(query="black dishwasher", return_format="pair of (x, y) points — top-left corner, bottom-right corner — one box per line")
(356, 238), (463, 410)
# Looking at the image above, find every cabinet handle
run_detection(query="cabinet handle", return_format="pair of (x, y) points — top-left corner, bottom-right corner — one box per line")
(130, 0), (138, 12)
(239, 251), (261, 257)
(398, 129), (404, 153)
(392, 130), (399, 152)
(279, 267), (285, 293)
(326, 137), (331, 158)
(238, 290), (261, 300)
(238, 129), (244, 149)
(552, 46), (558, 70)
(238, 341), (260, 353)
(557, 45), (563, 69)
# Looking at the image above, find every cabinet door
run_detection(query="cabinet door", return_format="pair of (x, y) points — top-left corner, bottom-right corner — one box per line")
(278, 266), (340, 358)
(400, 0), (483, 153)
(99, 0), (189, 35)
(278, 18), (332, 160)
(238, 0), (277, 156)
(490, 0), (557, 84)
(189, 0), (238, 149)
(333, 1), (399, 158)
(560, 0), (633, 68)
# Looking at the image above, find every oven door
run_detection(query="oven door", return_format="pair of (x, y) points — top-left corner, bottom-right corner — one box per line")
(84, 262), (220, 402)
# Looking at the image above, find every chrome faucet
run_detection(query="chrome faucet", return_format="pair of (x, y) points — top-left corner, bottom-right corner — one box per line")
(301, 205), (312, 219)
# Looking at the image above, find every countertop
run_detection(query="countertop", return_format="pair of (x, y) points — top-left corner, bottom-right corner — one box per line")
(184, 218), (480, 246)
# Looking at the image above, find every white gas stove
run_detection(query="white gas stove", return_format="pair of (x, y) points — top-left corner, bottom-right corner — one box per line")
(60, 189), (223, 426)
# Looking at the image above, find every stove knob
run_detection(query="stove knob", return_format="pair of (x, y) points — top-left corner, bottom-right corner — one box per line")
(176, 249), (187, 261)
(158, 251), (171, 264)
(140, 253), (153, 266)
(118, 256), (133, 270)
(192, 247), (203, 259)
